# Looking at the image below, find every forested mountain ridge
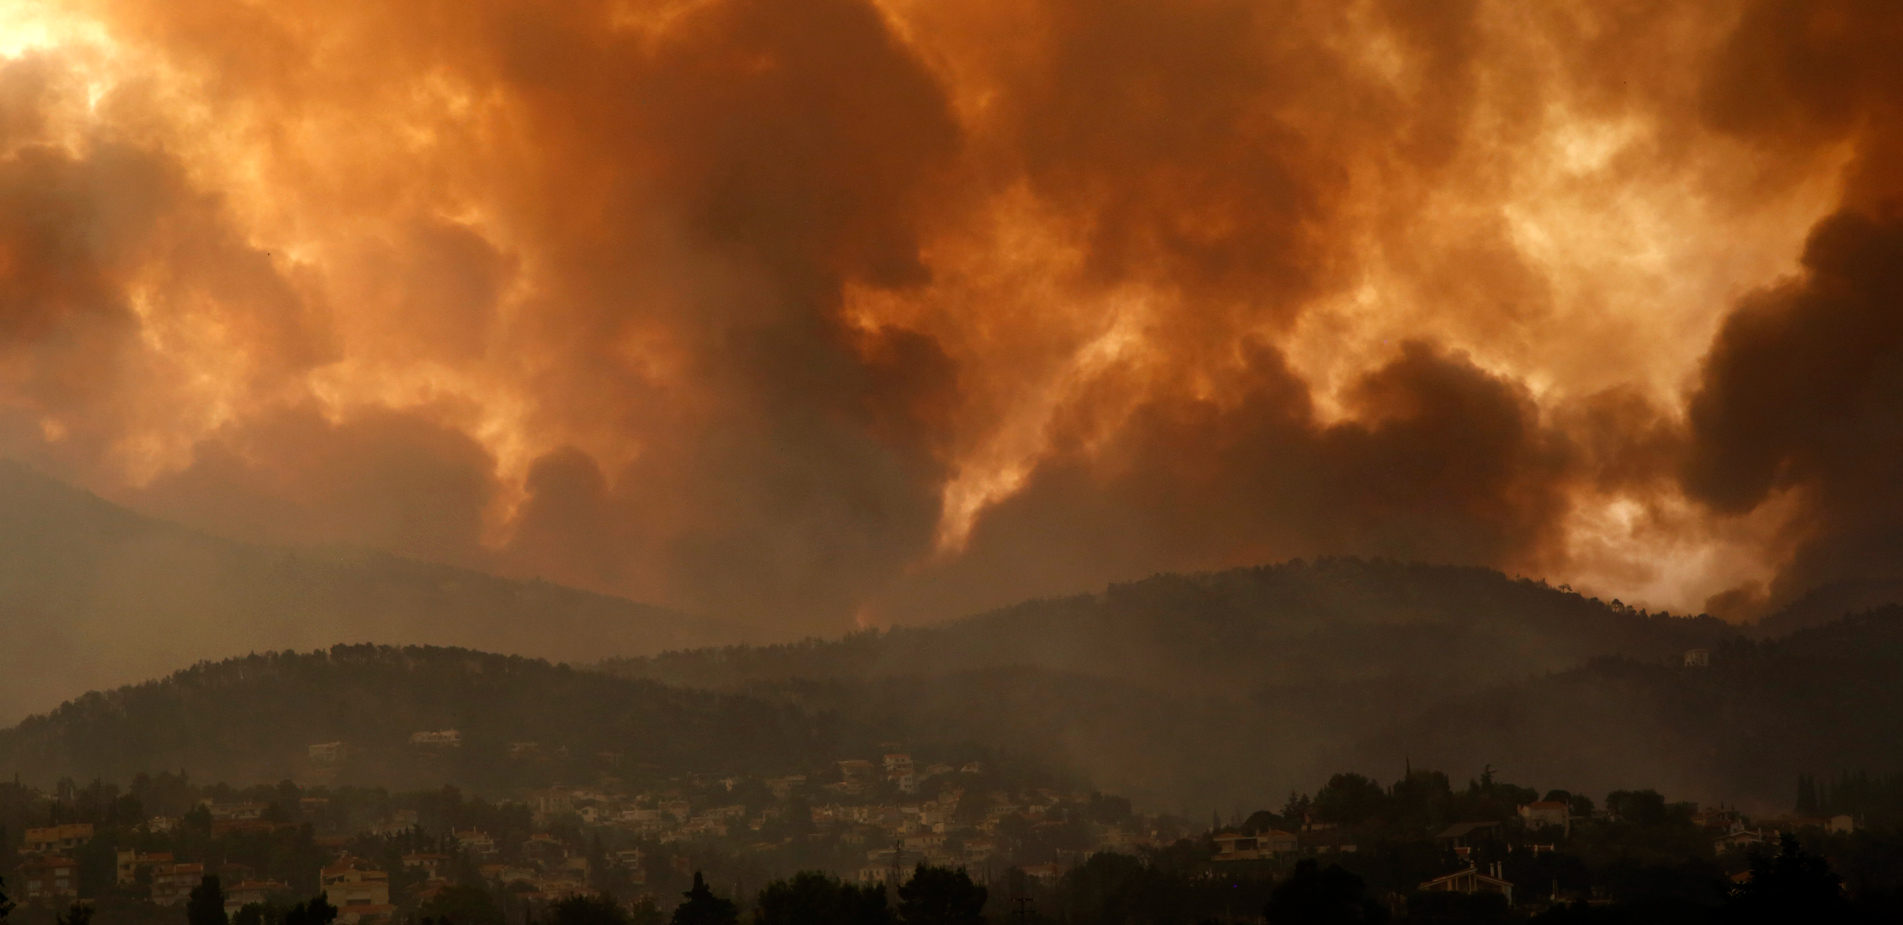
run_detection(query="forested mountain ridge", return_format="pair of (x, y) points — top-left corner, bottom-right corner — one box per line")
(597, 559), (1745, 812)
(0, 459), (755, 723)
(1751, 577), (1903, 637)
(1358, 606), (1903, 811)
(0, 645), (850, 789)
(594, 602), (1903, 814)
(7, 611), (1901, 819)
(605, 558), (1739, 693)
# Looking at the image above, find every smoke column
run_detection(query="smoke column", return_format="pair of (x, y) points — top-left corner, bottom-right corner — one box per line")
(0, 0), (1895, 630)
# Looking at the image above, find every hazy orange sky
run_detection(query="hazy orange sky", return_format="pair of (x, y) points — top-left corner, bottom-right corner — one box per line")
(1, 0), (1900, 631)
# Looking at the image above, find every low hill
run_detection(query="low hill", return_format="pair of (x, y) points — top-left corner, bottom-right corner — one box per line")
(1357, 607), (1903, 811)
(600, 560), (1743, 812)
(610, 559), (1736, 692)
(0, 645), (847, 789)
(11, 613), (1898, 818)
(1752, 578), (1903, 637)
(0, 460), (756, 723)
(603, 592), (1903, 813)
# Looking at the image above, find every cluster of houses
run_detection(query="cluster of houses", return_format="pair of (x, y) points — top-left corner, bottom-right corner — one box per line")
(440, 825), (641, 903)
(13, 822), (310, 915)
(13, 756), (1876, 920)
(1691, 805), (1858, 851)
(824, 753), (965, 797)
(9, 745), (1175, 917)
(10, 817), (595, 925)
(1206, 797), (1864, 909)
(512, 752), (1159, 886)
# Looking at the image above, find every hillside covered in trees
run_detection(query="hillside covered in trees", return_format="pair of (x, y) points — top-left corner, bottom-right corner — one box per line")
(0, 646), (857, 790)
(600, 560), (1748, 811)
(610, 559), (1737, 692)
(0, 461), (755, 724)
(1359, 607), (1903, 810)
(594, 563), (1903, 814)
(9, 554), (1903, 819)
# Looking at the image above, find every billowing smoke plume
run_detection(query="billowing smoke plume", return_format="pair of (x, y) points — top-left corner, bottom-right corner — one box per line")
(0, 0), (1896, 630)
(1687, 208), (1903, 615)
(1679, 0), (1903, 619)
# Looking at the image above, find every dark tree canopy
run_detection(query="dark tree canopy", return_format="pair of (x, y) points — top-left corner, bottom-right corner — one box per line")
(673, 872), (739, 925)
(756, 870), (890, 925)
(1723, 834), (1851, 924)
(1313, 774), (1388, 827)
(550, 893), (633, 925)
(418, 885), (508, 925)
(1264, 860), (1388, 925)
(230, 905), (271, 925)
(188, 875), (229, 925)
(284, 893), (339, 925)
(897, 865), (986, 925)
(629, 898), (665, 925)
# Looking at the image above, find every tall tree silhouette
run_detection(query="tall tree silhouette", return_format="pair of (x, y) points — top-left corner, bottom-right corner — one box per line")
(897, 865), (986, 925)
(1723, 834), (1849, 924)
(672, 872), (738, 925)
(284, 893), (339, 925)
(188, 875), (229, 925)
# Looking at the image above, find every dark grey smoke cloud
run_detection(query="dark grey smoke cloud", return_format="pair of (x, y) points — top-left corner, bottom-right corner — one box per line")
(0, 0), (1894, 635)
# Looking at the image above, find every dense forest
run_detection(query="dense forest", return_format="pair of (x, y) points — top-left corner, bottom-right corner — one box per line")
(0, 646), (862, 790)
(1748, 578), (1903, 637)
(0, 462), (752, 725)
(609, 559), (1737, 692)
(1361, 607), (1903, 806)
(10, 560), (1903, 817)
(599, 561), (1747, 810)
(11, 454), (1900, 815)
(598, 566), (1903, 813)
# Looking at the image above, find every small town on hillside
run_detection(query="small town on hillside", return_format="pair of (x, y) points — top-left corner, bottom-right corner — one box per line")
(0, 729), (1882, 923)
(2, 738), (1180, 923)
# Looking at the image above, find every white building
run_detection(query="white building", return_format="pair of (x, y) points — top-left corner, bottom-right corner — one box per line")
(409, 729), (462, 747)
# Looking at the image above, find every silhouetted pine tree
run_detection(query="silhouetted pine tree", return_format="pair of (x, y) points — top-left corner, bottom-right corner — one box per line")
(1796, 774), (1819, 815)
(188, 875), (229, 925)
(672, 873), (738, 925)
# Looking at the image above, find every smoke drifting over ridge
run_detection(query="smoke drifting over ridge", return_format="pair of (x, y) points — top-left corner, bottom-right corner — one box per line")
(0, 0), (1894, 630)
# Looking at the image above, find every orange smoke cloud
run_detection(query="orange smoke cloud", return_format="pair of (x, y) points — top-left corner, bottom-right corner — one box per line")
(0, 0), (1893, 630)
